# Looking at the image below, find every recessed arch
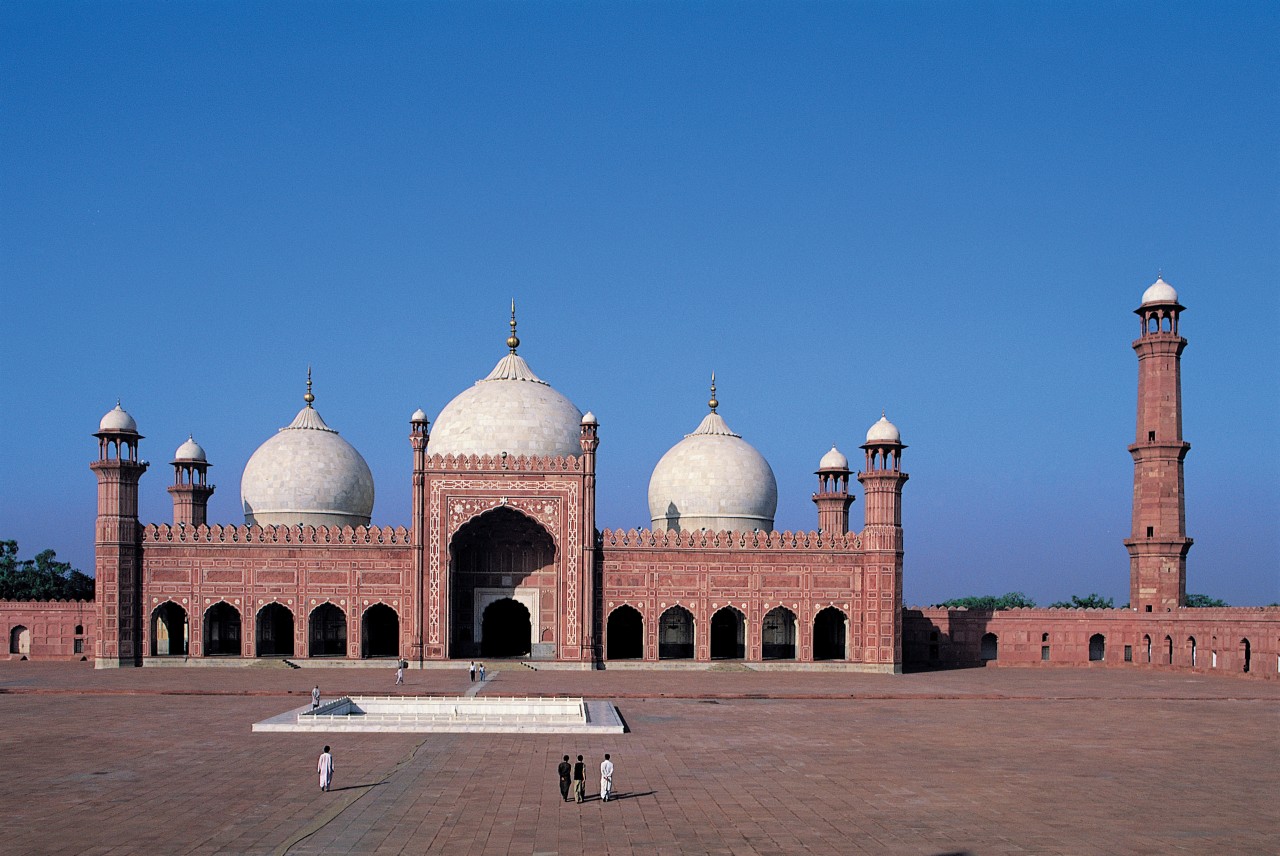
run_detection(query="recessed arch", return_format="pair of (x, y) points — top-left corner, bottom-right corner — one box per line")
(762, 606), (797, 660)
(203, 602), (241, 656)
(710, 606), (745, 659)
(658, 606), (694, 659)
(361, 603), (399, 658)
(1241, 638), (1251, 673)
(9, 625), (30, 655)
(606, 605), (643, 660)
(980, 632), (999, 662)
(813, 606), (847, 660)
(481, 597), (531, 657)
(151, 601), (188, 657)
(1089, 633), (1106, 662)
(256, 602), (295, 657)
(308, 602), (347, 658)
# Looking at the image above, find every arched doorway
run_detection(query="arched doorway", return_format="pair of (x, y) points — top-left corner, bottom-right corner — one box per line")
(1165, 635), (1174, 664)
(762, 607), (796, 660)
(204, 602), (241, 656)
(1241, 638), (1251, 673)
(1143, 634), (1152, 663)
(9, 625), (30, 655)
(658, 606), (694, 659)
(813, 607), (847, 660)
(710, 607), (745, 659)
(361, 604), (399, 658)
(151, 602), (188, 656)
(256, 603), (294, 657)
(309, 603), (347, 657)
(1188, 636), (1197, 667)
(481, 598), (531, 657)
(980, 632), (999, 661)
(449, 507), (555, 659)
(606, 605), (643, 660)
(1089, 633), (1105, 662)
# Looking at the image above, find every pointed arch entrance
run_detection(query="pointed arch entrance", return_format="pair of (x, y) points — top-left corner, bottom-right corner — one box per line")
(151, 602), (188, 656)
(813, 607), (847, 660)
(762, 607), (796, 660)
(309, 603), (347, 657)
(481, 598), (531, 657)
(449, 506), (556, 659)
(204, 603), (240, 656)
(256, 603), (294, 657)
(658, 606), (694, 659)
(9, 625), (30, 656)
(710, 607), (745, 659)
(606, 605), (643, 660)
(362, 604), (399, 658)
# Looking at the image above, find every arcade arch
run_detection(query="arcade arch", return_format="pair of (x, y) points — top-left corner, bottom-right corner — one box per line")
(658, 606), (694, 659)
(151, 602), (188, 656)
(710, 606), (745, 659)
(361, 604), (399, 658)
(481, 598), (531, 657)
(204, 602), (240, 656)
(761, 607), (796, 660)
(813, 607), (847, 660)
(606, 605), (643, 660)
(309, 603), (347, 657)
(256, 603), (294, 657)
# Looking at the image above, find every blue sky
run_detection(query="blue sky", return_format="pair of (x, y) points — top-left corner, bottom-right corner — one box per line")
(2, 2), (1276, 606)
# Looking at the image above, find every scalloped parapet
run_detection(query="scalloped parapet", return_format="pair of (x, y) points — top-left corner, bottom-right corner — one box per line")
(142, 523), (411, 545)
(599, 527), (860, 551)
(423, 452), (584, 472)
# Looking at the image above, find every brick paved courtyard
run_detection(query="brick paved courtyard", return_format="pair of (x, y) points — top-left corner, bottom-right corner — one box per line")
(1, 662), (1276, 855)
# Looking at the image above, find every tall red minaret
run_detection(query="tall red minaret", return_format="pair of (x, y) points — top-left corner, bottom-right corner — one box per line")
(812, 445), (854, 534)
(1125, 276), (1192, 612)
(857, 414), (908, 670)
(91, 402), (149, 668)
(168, 436), (214, 526)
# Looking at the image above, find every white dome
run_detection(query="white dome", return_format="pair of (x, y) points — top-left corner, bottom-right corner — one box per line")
(865, 414), (901, 444)
(430, 353), (583, 458)
(174, 435), (207, 462)
(581, 411), (597, 425)
(818, 445), (849, 471)
(1141, 276), (1178, 306)
(648, 410), (778, 533)
(410, 408), (428, 424)
(99, 402), (138, 433)
(241, 404), (374, 527)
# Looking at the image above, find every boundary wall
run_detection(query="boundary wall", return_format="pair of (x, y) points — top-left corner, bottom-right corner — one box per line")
(1, 600), (95, 660)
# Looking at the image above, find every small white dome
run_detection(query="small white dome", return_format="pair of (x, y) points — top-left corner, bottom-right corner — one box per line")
(1141, 276), (1178, 306)
(410, 408), (429, 424)
(581, 411), (597, 425)
(865, 414), (901, 444)
(241, 404), (375, 527)
(174, 435), (207, 462)
(99, 402), (138, 433)
(430, 353), (583, 458)
(818, 445), (849, 471)
(648, 410), (778, 533)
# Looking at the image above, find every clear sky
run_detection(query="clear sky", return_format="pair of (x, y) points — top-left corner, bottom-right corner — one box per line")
(1, 2), (1276, 607)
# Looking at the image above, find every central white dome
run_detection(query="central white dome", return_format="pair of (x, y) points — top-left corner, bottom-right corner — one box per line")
(430, 352), (583, 459)
(241, 403), (375, 527)
(648, 408), (778, 533)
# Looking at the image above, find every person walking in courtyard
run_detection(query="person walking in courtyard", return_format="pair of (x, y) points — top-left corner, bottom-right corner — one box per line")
(478, 662), (486, 682)
(317, 745), (334, 792)
(557, 755), (572, 802)
(572, 754), (586, 803)
(311, 685), (321, 709)
(395, 662), (404, 685)
(469, 661), (476, 682)
(600, 753), (614, 802)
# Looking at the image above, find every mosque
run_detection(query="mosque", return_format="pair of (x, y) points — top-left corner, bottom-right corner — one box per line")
(4, 278), (1276, 677)
(84, 309), (906, 669)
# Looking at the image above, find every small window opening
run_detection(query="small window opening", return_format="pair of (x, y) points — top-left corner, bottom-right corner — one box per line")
(1041, 645), (1050, 661)
(75, 625), (83, 635)
(1123, 645), (1132, 662)
(74, 639), (84, 654)
(1146, 526), (1154, 538)
(1148, 431), (1155, 442)
(1145, 604), (1152, 612)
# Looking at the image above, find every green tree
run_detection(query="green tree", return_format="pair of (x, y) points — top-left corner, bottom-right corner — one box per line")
(0, 540), (94, 601)
(1184, 593), (1228, 608)
(1048, 593), (1114, 609)
(937, 592), (1037, 610)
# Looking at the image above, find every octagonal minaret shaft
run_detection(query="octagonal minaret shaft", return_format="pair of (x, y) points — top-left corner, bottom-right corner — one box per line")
(1124, 276), (1193, 612)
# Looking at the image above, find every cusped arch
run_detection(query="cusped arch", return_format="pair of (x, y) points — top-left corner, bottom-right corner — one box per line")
(449, 503), (561, 557)
(606, 604), (644, 660)
(308, 601), (347, 658)
(813, 606), (847, 660)
(151, 600), (189, 657)
(361, 603), (400, 658)
(658, 605), (695, 660)
(762, 607), (797, 660)
(256, 601), (295, 657)
(203, 601), (241, 656)
(710, 606), (745, 660)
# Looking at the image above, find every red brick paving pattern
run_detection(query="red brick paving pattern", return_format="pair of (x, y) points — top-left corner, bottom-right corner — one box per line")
(0, 662), (1275, 855)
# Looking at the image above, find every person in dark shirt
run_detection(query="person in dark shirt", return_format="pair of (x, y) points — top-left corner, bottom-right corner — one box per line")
(557, 755), (572, 802)
(572, 754), (586, 803)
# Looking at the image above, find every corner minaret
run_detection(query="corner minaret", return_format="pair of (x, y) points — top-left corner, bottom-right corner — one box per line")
(91, 402), (149, 668)
(1125, 276), (1193, 612)
(168, 436), (214, 526)
(858, 414), (908, 551)
(813, 445), (854, 534)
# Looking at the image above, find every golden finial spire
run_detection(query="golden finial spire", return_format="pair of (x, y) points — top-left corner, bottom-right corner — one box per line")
(506, 299), (520, 354)
(304, 366), (314, 407)
(708, 371), (718, 412)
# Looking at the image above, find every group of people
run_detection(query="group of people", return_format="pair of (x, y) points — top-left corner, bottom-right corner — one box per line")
(557, 754), (615, 803)
(468, 661), (487, 682)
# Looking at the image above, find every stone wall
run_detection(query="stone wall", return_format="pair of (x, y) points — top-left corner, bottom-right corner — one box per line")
(0, 600), (95, 660)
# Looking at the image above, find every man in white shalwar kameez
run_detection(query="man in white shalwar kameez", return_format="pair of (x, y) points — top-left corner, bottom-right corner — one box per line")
(317, 745), (334, 792)
(599, 754), (614, 802)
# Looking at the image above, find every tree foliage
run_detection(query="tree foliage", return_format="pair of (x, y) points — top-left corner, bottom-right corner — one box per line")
(1184, 593), (1229, 608)
(937, 592), (1036, 610)
(0, 540), (94, 601)
(1048, 593), (1114, 609)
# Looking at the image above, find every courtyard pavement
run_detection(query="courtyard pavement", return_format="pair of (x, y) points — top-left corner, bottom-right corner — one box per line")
(0, 661), (1276, 855)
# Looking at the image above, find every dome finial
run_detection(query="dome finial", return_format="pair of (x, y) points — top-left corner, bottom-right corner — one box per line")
(304, 365), (315, 407)
(708, 371), (718, 412)
(506, 299), (520, 354)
